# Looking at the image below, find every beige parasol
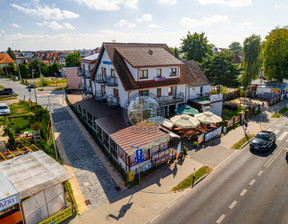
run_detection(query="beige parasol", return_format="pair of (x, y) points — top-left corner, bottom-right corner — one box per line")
(194, 111), (222, 124)
(170, 114), (200, 128)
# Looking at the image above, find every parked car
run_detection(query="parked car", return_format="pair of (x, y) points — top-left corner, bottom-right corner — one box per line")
(27, 83), (36, 88)
(250, 131), (276, 152)
(0, 88), (13, 95)
(0, 103), (10, 115)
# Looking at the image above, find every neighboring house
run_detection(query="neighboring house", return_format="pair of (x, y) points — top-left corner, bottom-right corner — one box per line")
(62, 67), (81, 89)
(57, 53), (69, 65)
(22, 51), (34, 58)
(0, 53), (15, 68)
(79, 53), (99, 98)
(74, 42), (212, 174)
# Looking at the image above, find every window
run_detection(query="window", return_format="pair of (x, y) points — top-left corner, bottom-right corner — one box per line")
(170, 68), (177, 76)
(157, 69), (162, 78)
(113, 88), (119, 102)
(168, 86), (177, 97)
(139, 70), (148, 79)
(157, 88), (161, 97)
(101, 67), (106, 79)
(139, 90), (149, 96)
(111, 69), (115, 77)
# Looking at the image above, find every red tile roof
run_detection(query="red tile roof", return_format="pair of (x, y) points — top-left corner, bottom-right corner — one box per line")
(0, 53), (15, 64)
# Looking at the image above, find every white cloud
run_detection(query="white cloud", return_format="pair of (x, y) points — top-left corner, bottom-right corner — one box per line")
(197, 0), (252, 7)
(36, 21), (75, 30)
(73, 0), (139, 11)
(158, 0), (178, 5)
(275, 4), (288, 9)
(10, 3), (79, 20)
(137, 14), (152, 22)
(238, 22), (252, 28)
(180, 15), (229, 28)
(114, 19), (136, 28)
(0, 19), (2, 22)
(148, 24), (161, 28)
(11, 23), (20, 28)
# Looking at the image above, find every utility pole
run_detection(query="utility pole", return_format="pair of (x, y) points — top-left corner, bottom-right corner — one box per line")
(32, 69), (37, 104)
(38, 65), (43, 88)
(17, 64), (22, 82)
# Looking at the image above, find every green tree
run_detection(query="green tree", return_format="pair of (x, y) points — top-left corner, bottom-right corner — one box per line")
(7, 62), (16, 75)
(180, 31), (213, 63)
(174, 47), (179, 59)
(241, 34), (261, 87)
(7, 47), (16, 60)
(200, 52), (240, 93)
(262, 27), (288, 82)
(48, 63), (60, 75)
(18, 63), (28, 78)
(28, 59), (42, 78)
(65, 52), (81, 67)
(229, 42), (242, 56)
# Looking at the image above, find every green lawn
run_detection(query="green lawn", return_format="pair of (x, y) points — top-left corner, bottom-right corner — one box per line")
(9, 101), (31, 115)
(0, 85), (4, 89)
(222, 109), (241, 119)
(11, 117), (30, 133)
(271, 106), (288, 118)
(231, 134), (254, 149)
(171, 166), (213, 191)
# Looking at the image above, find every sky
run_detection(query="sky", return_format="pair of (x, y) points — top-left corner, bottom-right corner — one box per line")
(0, 0), (288, 51)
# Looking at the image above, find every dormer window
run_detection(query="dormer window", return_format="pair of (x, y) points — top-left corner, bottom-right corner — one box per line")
(139, 70), (148, 79)
(170, 68), (177, 76)
(157, 69), (162, 78)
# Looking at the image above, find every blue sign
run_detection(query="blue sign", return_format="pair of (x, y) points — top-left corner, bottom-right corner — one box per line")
(135, 148), (144, 164)
(103, 61), (112, 65)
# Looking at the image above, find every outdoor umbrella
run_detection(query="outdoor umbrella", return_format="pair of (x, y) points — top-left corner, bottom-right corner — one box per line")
(170, 114), (200, 128)
(162, 118), (174, 129)
(194, 111), (222, 124)
(175, 105), (199, 116)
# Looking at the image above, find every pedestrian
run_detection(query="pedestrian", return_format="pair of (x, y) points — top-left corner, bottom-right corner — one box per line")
(244, 121), (248, 131)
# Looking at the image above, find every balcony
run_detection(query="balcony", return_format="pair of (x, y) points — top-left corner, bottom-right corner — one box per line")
(95, 74), (107, 83)
(95, 90), (106, 101)
(106, 94), (120, 107)
(159, 92), (184, 105)
(85, 88), (93, 95)
(78, 70), (86, 77)
(105, 76), (118, 86)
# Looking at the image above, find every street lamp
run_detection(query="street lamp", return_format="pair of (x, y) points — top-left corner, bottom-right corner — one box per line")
(38, 65), (43, 88)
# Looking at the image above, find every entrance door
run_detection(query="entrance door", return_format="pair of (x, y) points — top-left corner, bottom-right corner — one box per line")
(169, 104), (176, 116)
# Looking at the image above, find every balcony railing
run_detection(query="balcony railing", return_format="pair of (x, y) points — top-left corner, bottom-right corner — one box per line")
(105, 76), (118, 86)
(85, 88), (93, 94)
(159, 92), (184, 105)
(95, 90), (107, 101)
(106, 94), (120, 107)
(95, 74), (107, 83)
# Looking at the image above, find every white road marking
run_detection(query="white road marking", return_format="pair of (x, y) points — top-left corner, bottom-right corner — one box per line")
(257, 170), (263, 176)
(274, 129), (280, 135)
(267, 128), (273, 131)
(249, 179), (256, 185)
(149, 214), (160, 223)
(265, 142), (287, 167)
(214, 150), (239, 170)
(229, 200), (237, 209)
(278, 131), (288, 141)
(216, 214), (226, 224)
(167, 200), (177, 208)
(240, 189), (247, 196)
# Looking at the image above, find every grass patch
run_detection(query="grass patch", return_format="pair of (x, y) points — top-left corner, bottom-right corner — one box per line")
(0, 85), (4, 89)
(10, 117), (30, 133)
(9, 101), (30, 115)
(231, 134), (254, 149)
(54, 87), (64, 90)
(271, 106), (288, 118)
(222, 109), (241, 119)
(171, 165), (213, 191)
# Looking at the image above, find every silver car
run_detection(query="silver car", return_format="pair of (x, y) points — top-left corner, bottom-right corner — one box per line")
(0, 103), (10, 115)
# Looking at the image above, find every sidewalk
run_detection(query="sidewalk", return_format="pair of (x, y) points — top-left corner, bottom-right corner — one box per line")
(71, 156), (203, 224)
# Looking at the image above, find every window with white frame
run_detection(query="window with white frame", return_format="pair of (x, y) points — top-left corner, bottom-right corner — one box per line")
(170, 68), (177, 76)
(157, 69), (162, 77)
(157, 88), (161, 97)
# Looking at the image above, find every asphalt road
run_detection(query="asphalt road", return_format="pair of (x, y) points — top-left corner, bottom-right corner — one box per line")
(0, 77), (64, 111)
(152, 115), (288, 224)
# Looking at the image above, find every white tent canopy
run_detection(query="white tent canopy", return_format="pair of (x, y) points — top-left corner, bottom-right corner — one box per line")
(170, 114), (200, 128)
(195, 111), (222, 124)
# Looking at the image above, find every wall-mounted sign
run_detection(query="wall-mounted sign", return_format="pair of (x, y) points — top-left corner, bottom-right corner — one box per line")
(143, 163), (151, 172)
(39, 206), (73, 224)
(154, 77), (166, 81)
(103, 61), (112, 65)
(0, 195), (19, 212)
(210, 94), (223, 102)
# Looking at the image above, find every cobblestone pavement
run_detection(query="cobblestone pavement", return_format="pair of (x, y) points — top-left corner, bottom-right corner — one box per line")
(52, 108), (119, 210)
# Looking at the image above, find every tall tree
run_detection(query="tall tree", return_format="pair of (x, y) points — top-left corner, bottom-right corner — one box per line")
(229, 42), (242, 56)
(180, 32), (213, 63)
(28, 59), (42, 78)
(241, 34), (261, 87)
(200, 52), (240, 93)
(65, 52), (81, 67)
(7, 47), (16, 60)
(18, 63), (28, 78)
(174, 47), (179, 59)
(262, 27), (288, 82)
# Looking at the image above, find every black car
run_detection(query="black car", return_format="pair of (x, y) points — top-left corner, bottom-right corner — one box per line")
(250, 131), (276, 151)
(27, 83), (36, 88)
(0, 88), (13, 95)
